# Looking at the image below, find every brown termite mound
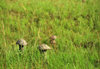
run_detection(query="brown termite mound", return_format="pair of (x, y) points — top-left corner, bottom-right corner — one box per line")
(39, 44), (51, 59)
(50, 40), (56, 45)
(82, 0), (86, 3)
(50, 35), (57, 40)
(50, 35), (57, 49)
(16, 39), (27, 51)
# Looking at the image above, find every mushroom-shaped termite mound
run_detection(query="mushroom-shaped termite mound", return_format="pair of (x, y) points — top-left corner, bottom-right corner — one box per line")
(38, 44), (52, 60)
(82, 0), (86, 3)
(16, 39), (27, 51)
(50, 40), (56, 45)
(39, 44), (51, 53)
(50, 35), (57, 40)
(50, 35), (57, 45)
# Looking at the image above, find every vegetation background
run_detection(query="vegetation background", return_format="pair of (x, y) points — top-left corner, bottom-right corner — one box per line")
(0, 0), (100, 69)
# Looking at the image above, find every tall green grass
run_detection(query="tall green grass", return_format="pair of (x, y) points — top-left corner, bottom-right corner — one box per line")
(0, 0), (100, 69)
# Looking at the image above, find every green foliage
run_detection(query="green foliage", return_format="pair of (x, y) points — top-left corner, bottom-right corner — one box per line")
(0, 0), (100, 69)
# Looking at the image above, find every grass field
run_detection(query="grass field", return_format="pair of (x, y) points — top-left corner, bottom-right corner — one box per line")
(0, 0), (100, 69)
